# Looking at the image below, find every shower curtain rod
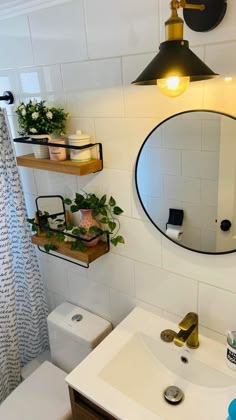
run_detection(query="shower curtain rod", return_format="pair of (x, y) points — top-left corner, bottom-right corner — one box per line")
(0, 91), (14, 104)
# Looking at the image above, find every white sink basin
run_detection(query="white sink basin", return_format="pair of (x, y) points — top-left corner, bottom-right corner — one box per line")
(66, 308), (236, 420)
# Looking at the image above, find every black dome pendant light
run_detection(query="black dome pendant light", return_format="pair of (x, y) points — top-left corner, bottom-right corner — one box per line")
(132, 0), (227, 97)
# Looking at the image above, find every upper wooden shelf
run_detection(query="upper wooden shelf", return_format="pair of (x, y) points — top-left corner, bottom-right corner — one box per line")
(16, 154), (103, 176)
(32, 233), (109, 265)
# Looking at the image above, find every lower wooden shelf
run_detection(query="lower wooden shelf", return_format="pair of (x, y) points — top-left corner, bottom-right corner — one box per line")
(17, 154), (103, 176)
(31, 234), (109, 264)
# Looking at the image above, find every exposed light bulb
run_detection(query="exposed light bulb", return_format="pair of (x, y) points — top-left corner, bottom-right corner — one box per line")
(157, 76), (190, 97)
(224, 77), (232, 82)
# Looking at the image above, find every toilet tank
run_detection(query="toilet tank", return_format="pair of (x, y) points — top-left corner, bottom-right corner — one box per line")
(47, 302), (112, 373)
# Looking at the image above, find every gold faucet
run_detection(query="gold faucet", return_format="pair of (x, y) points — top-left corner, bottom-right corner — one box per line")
(173, 312), (199, 349)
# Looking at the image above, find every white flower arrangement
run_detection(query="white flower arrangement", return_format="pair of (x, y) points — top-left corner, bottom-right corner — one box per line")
(15, 99), (69, 136)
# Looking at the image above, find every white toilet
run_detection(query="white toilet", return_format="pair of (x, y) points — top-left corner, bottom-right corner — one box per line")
(0, 302), (112, 420)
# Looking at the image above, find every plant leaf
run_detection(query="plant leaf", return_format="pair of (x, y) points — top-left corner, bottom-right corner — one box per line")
(108, 221), (116, 232)
(78, 227), (86, 235)
(89, 225), (98, 233)
(111, 237), (118, 246)
(116, 235), (125, 244)
(46, 231), (54, 238)
(27, 218), (35, 224)
(55, 233), (65, 242)
(32, 224), (38, 232)
(71, 241), (86, 251)
(44, 243), (58, 253)
(70, 241), (79, 250)
(100, 208), (107, 216)
(109, 196), (116, 207)
(78, 241), (86, 251)
(113, 206), (124, 215)
(71, 228), (79, 235)
(66, 222), (73, 231)
(100, 195), (106, 206)
(71, 205), (79, 213)
(64, 198), (72, 205)
(100, 217), (108, 224)
(93, 208), (100, 217)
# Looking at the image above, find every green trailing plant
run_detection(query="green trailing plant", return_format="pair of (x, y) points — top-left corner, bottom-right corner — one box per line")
(15, 99), (69, 136)
(27, 192), (125, 253)
(27, 212), (87, 253)
(64, 192), (125, 246)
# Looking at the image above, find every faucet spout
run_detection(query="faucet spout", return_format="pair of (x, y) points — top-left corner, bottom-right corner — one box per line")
(173, 312), (199, 349)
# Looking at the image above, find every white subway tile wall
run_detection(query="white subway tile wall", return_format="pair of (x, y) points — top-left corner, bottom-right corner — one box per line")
(4, 0), (236, 341)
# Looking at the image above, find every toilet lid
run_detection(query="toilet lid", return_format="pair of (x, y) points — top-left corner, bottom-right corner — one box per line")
(0, 361), (72, 420)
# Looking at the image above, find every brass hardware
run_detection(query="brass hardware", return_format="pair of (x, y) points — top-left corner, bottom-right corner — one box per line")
(170, 0), (205, 12)
(160, 329), (177, 343)
(173, 312), (199, 349)
(165, 0), (205, 41)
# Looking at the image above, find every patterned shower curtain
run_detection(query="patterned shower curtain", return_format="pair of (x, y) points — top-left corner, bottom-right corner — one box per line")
(0, 109), (49, 403)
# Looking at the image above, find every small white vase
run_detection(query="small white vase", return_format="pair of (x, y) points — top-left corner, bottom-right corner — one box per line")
(30, 134), (50, 159)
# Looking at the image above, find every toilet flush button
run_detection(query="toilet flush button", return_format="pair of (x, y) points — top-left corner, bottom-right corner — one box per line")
(72, 314), (83, 322)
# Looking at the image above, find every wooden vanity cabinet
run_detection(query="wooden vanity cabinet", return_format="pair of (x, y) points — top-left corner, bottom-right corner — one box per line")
(69, 387), (117, 420)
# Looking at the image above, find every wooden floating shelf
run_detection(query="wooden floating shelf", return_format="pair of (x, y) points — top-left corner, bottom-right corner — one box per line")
(31, 234), (109, 264)
(16, 154), (102, 176)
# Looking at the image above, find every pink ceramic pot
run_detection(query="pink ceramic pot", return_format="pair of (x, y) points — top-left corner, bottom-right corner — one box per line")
(79, 209), (100, 247)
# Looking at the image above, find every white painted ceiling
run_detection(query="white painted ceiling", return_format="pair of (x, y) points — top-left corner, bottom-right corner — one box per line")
(0, 0), (69, 19)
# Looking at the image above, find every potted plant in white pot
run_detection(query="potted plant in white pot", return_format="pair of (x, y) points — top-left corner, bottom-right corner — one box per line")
(15, 99), (69, 159)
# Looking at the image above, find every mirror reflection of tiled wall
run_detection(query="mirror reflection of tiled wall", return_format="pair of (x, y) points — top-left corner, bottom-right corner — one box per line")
(138, 113), (220, 252)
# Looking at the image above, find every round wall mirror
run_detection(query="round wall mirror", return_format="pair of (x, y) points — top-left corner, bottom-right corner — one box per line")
(135, 110), (236, 254)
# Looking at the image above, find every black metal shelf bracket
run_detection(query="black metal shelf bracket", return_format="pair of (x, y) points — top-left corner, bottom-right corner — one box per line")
(37, 246), (90, 268)
(13, 136), (103, 173)
(37, 233), (110, 269)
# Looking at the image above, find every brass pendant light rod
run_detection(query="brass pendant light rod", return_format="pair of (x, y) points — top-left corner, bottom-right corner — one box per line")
(166, 0), (205, 41)
(170, 0), (205, 12)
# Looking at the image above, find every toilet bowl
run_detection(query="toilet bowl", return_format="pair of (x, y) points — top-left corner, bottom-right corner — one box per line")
(0, 302), (112, 420)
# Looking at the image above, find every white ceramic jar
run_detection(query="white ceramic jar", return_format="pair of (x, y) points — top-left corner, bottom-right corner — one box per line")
(68, 130), (91, 162)
(30, 134), (50, 159)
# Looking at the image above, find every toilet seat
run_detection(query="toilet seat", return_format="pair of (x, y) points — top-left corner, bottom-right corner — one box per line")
(0, 361), (72, 420)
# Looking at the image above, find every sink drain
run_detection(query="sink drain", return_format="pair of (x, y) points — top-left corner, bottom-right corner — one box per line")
(164, 386), (184, 405)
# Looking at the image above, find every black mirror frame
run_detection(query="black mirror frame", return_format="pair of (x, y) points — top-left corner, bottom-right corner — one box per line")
(135, 109), (236, 255)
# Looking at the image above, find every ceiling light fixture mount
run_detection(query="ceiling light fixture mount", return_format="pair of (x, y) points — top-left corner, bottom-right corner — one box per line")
(183, 0), (227, 32)
(132, 0), (227, 97)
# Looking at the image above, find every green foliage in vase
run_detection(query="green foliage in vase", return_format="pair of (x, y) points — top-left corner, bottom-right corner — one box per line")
(15, 99), (69, 136)
(27, 191), (125, 253)
(27, 212), (88, 253)
(64, 192), (125, 246)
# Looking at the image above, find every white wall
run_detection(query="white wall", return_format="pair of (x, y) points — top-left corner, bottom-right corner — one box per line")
(3, 0), (236, 343)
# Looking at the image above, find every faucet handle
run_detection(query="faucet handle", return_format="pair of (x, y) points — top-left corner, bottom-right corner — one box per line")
(178, 312), (198, 330)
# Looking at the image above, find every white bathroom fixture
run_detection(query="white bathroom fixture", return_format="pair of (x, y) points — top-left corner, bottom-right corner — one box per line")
(0, 302), (112, 420)
(66, 307), (236, 420)
(48, 301), (112, 372)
